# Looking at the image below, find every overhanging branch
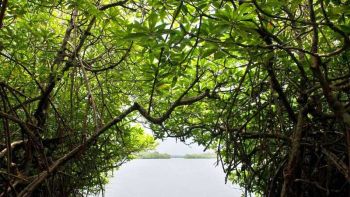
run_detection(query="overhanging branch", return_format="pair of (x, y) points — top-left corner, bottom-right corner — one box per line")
(18, 89), (211, 196)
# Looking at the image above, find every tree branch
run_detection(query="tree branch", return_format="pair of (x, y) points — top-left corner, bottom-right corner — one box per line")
(257, 27), (297, 123)
(17, 89), (211, 196)
(86, 43), (133, 73)
(281, 106), (307, 197)
(99, 0), (129, 11)
(0, 0), (8, 28)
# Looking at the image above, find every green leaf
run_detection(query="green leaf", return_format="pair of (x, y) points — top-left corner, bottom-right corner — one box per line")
(124, 32), (148, 40)
(339, 24), (350, 33)
(201, 47), (217, 58)
(171, 76), (178, 87)
(148, 12), (158, 29)
(214, 51), (226, 60)
(181, 5), (188, 14)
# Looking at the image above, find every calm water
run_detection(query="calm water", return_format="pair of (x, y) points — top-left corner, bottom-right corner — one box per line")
(100, 159), (243, 197)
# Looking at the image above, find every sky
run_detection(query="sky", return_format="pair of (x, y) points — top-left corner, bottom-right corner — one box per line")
(155, 138), (207, 155)
(141, 123), (211, 155)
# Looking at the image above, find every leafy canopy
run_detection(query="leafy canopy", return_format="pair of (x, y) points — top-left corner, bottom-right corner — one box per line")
(0, 0), (350, 196)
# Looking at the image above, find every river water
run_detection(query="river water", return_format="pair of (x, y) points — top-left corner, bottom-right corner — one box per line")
(100, 159), (243, 197)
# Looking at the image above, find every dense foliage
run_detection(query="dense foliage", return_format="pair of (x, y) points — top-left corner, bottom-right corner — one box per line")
(0, 0), (350, 196)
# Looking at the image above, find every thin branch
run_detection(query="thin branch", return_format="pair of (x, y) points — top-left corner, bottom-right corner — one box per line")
(99, 0), (129, 11)
(257, 27), (297, 123)
(0, 140), (26, 158)
(322, 147), (350, 182)
(86, 43), (133, 73)
(79, 56), (101, 129)
(147, 1), (184, 114)
(0, 0), (8, 28)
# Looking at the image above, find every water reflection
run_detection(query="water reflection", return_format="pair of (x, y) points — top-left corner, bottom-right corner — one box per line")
(99, 159), (243, 197)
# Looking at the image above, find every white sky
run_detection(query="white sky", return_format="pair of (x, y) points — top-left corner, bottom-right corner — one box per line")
(141, 123), (211, 155)
(155, 138), (209, 155)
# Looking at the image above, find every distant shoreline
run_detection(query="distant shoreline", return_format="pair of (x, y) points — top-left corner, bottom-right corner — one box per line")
(136, 151), (216, 159)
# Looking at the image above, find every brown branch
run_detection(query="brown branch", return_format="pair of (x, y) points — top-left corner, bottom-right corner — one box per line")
(309, 0), (319, 70)
(306, 0), (350, 128)
(305, 20), (350, 197)
(0, 51), (43, 90)
(9, 96), (41, 113)
(0, 110), (51, 171)
(99, 0), (129, 11)
(320, 0), (350, 46)
(0, 140), (26, 158)
(322, 147), (350, 182)
(0, 82), (27, 97)
(239, 132), (290, 142)
(294, 179), (330, 192)
(0, 135), (70, 159)
(17, 89), (211, 196)
(257, 27), (297, 123)
(238, 102), (269, 131)
(136, 89), (210, 124)
(34, 6), (100, 130)
(0, 111), (40, 144)
(281, 106), (307, 197)
(252, 0), (326, 26)
(34, 9), (78, 128)
(79, 56), (100, 130)
(0, 170), (28, 183)
(86, 43), (133, 73)
(147, 1), (185, 114)
(0, 0), (8, 28)
(0, 87), (11, 174)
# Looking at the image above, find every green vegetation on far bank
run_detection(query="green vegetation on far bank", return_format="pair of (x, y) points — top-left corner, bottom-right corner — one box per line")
(135, 152), (216, 159)
(136, 151), (171, 159)
(184, 153), (216, 159)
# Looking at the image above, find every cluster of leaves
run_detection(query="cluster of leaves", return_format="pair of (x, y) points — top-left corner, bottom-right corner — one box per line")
(0, 0), (350, 196)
